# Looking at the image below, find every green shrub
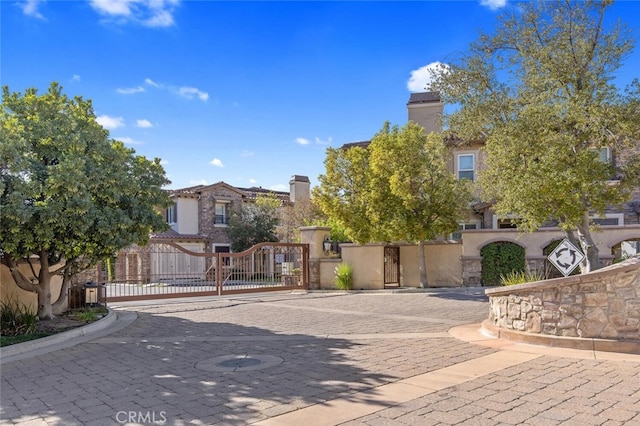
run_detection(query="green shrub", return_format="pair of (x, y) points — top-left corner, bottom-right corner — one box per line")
(481, 242), (525, 286)
(500, 270), (545, 286)
(0, 299), (37, 336)
(73, 310), (98, 322)
(334, 263), (353, 290)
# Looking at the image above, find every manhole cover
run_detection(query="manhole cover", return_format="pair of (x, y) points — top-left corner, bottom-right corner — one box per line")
(218, 358), (263, 368)
(195, 354), (283, 372)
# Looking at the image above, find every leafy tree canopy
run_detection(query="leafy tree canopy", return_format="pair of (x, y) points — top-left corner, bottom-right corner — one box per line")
(314, 121), (471, 286)
(1, 82), (171, 317)
(429, 0), (640, 272)
(227, 193), (281, 252)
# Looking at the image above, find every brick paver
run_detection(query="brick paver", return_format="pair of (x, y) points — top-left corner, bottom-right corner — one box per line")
(1, 289), (639, 426)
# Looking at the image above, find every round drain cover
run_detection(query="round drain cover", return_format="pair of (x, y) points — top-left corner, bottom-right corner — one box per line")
(195, 354), (283, 372)
(218, 358), (262, 368)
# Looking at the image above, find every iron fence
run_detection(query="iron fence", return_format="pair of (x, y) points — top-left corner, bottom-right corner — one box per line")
(98, 241), (308, 302)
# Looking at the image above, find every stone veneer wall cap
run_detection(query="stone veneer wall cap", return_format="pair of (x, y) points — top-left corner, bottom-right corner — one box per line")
(485, 256), (640, 297)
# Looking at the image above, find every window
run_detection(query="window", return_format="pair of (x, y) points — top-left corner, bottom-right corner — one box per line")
(214, 203), (228, 225)
(457, 154), (475, 180)
(165, 203), (177, 224)
(591, 213), (623, 226)
(215, 245), (231, 266)
(497, 219), (518, 229)
(492, 215), (520, 229)
(450, 223), (478, 241)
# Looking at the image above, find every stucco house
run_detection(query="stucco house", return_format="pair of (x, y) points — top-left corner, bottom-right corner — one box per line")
(154, 175), (311, 255)
(340, 92), (640, 286)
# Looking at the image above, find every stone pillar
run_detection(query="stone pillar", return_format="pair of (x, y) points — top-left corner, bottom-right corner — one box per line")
(300, 226), (332, 289)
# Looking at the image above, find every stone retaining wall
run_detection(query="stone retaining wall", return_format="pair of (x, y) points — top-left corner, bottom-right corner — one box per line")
(485, 257), (640, 341)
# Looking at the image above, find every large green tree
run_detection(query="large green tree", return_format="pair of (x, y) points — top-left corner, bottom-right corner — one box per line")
(227, 193), (281, 252)
(314, 122), (471, 287)
(430, 0), (640, 272)
(1, 83), (171, 318)
(313, 144), (377, 244)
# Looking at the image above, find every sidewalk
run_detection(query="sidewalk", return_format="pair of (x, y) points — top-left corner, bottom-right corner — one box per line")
(1, 289), (639, 425)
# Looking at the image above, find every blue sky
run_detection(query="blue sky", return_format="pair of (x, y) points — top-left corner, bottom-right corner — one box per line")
(3, 0), (639, 191)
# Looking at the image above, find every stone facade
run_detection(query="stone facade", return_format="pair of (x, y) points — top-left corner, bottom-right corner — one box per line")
(197, 183), (245, 247)
(486, 257), (640, 341)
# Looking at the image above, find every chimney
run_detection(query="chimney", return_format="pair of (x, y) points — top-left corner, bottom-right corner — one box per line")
(289, 175), (310, 203)
(407, 92), (444, 134)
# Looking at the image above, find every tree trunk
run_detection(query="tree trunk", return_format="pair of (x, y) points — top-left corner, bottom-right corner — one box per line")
(51, 267), (71, 315)
(1, 254), (37, 293)
(571, 212), (602, 273)
(36, 251), (54, 319)
(418, 241), (429, 288)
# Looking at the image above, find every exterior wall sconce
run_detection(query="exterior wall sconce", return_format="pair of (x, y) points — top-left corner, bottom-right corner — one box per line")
(323, 235), (332, 254)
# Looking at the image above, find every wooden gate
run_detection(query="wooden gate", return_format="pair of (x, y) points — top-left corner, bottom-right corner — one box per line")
(100, 241), (308, 302)
(384, 246), (400, 287)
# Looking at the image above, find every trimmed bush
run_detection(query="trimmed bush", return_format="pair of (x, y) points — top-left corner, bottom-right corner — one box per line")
(481, 242), (525, 286)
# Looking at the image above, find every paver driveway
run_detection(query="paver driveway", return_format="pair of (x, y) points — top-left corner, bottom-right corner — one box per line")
(1, 289), (639, 425)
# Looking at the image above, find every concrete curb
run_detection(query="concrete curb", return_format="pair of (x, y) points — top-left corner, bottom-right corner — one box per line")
(480, 319), (640, 355)
(0, 308), (120, 364)
(448, 322), (640, 362)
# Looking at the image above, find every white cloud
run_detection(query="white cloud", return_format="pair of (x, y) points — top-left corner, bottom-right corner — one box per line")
(269, 184), (287, 191)
(117, 136), (144, 145)
(178, 87), (209, 101)
(295, 137), (310, 146)
(241, 150), (255, 157)
(117, 86), (145, 95)
(72, 74), (81, 82)
(89, 0), (180, 28)
(190, 179), (209, 186)
(480, 0), (507, 10)
(315, 137), (333, 145)
(118, 79), (210, 104)
(96, 115), (125, 129)
(145, 9), (174, 27)
(90, 0), (131, 16)
(249, 178), (258, 184)
(209, 158), (224, 167)
(145, 78), (161, 88)
(160, 159), (169, 165)
(136, 119), (153, 128)
(407, 61), (450, 92)
(21, 0), (45, 19)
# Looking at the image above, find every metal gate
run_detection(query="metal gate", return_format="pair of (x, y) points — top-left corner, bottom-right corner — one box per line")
(98, 241), (308, 302)
(384, 246), (400, 287)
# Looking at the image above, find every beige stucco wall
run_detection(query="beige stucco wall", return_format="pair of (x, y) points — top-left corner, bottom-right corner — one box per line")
(318, 259), (341, 289)
(299, 226), (332, 259)
(400, 243), (463, 287)
(461, 226), (640, 259)
(1, 262), (64, 313)
(341, 245), (385, 290)
(408, 102), (443, 135)
(176, 197), (199, 235)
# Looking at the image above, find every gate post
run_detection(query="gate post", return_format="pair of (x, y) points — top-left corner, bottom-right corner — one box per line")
(215, 252), (222, 296)
(299, 226), (331, 289)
